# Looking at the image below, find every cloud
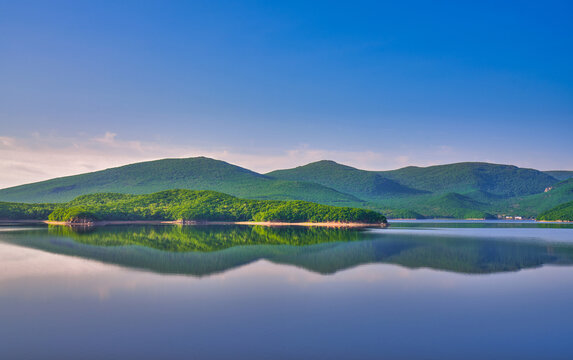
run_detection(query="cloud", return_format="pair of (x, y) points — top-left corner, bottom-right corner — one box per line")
(93, 131), (117, 144)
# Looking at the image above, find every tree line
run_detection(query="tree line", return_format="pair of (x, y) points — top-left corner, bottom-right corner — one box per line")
(1, 189), (387, 224)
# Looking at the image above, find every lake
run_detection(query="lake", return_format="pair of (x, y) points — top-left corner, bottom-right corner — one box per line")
(1, 221), (573, 359)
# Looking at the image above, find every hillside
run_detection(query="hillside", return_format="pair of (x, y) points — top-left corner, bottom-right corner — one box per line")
(267, 160), (425, 199)
(269, 161), (561, 218)
(0, 157), (360, 205)
(0, 189), (387, 224)
(537, 201), (573, 222)
(417, 193), (495, 219)
(269, 161), (558, 201)
(506, 179), (573, 217)
(379, 162), (557, 197)
(1, 157), (570, 219)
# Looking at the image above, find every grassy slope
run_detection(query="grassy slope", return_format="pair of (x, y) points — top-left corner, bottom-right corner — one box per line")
(267, 160), (425, 199)
(537, 200), (573, 221)
(2, 189), (387, 224)
(500, 179), (573, 217)
(414, 193), (494, 219)
(379, 162), (557, 197)
(367, 192), (494, 219)
(0, 157), (361, 205)
(367, 162), (559, 218)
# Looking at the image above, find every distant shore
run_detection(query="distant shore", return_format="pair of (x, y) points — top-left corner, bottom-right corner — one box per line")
(0, 219), (388, 228)
(4, 218), (573, 225)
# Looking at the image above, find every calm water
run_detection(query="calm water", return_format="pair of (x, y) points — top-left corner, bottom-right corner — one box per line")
(1, 221), (573, 359)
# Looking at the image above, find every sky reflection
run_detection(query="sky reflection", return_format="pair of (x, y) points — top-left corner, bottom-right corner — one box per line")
(1, 240), (573, 359)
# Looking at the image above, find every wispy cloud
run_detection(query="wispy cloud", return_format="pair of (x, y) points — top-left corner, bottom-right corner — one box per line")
(93, 131), (117, 144)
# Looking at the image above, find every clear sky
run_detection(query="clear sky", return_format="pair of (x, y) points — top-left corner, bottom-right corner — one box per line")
(1, 0), (572, 188)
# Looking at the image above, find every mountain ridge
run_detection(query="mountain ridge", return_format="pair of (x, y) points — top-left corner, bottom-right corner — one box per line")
(0, 157), (570, 219)
(0, 157), (361, 205)
(267, 160), (426, 199)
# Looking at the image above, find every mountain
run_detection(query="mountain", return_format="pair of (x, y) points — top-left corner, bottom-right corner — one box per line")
(270, 161), (557, 200)
(268, 161), (561, 218)
(267, 160), (425, 200)
(379, 162), (557, 197)
(1, 157), (569, 219)
(0, 157), (360, 204)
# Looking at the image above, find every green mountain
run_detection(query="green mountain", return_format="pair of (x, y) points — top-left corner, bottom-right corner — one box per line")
(537, 200), (573, 222)
(269, 161), (557, 200)
(379, 162), (557, 197)
(268, 161), (561, 218)
(0, 157), (360, 205)
(267, 160), (425, 199)
(0, 157), (570, 219)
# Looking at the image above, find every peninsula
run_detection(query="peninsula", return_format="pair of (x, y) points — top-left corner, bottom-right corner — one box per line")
(0, 189), (387, 227)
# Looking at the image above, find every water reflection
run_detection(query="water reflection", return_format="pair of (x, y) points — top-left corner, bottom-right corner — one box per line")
(2, 224), (573, 359)
(1, 224), (572, 276)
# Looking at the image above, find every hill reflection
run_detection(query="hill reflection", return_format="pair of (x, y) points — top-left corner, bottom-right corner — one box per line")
(1, 224), (572, 276)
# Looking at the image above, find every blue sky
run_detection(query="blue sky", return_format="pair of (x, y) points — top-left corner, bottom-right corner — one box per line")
(1, 0), (572, 187)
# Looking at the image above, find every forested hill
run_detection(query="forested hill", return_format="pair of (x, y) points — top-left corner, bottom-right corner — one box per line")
(537, 201), (573, 222)
(267, 161), (567, 218)
(0, 189), (387, 225)
(379, 162), (557, 197)
(0, 157), (360, 205)
(267, 160), (425, 199)
(0, 156), (571, 219)
(269, 161), (557, 199)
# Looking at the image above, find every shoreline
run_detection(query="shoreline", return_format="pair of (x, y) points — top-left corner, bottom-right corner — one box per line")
(536, 220), (573, 223)
(3, 218), (572, 226)
(1, 219), (388, 228)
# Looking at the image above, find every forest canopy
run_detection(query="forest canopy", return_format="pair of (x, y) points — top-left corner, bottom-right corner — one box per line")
(0, 189), (387, 224)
